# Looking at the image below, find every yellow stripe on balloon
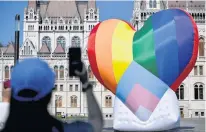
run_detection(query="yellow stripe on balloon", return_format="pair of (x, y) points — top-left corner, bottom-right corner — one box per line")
(112, 21), (135, 83)
(95, 19), (120, 94)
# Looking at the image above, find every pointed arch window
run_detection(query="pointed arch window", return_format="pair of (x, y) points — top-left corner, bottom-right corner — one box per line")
(153, 0), (157, 8)
(4, 66), (9, 79)
(56, 95), (62, 108)
(194, 83), (204, 100)
(29, 13), (33, 19)
(10, 66), (13, 77)
(105, 95), (112, 107)
(71, 36), (80, 47)
(90, 13), (94, 19)
(199, 38), (205, 56)
(59, 66), (64, 79)
(176, 84), (184, 100)
(71, 95), (77, 107)
(54, 66), (58, 79)
(42, 36), (51, 50)
(149, 0), (153, 8)
(57, 36), (66, 49)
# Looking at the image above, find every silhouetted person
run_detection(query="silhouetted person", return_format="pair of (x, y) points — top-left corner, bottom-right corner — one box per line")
(1, 58), (103, 132)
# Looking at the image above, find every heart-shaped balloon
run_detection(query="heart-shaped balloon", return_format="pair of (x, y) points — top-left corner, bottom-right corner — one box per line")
(87, 9), (198, 121)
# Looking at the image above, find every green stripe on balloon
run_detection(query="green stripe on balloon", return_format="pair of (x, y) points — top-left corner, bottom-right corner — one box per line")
(132, 17), (158, 77)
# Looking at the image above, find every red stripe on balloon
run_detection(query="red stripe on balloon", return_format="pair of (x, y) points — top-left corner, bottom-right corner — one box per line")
(171, 9), (199, 91)
(87, 23), (106, 87)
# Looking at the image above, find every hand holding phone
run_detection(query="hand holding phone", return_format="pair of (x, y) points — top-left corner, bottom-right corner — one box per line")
(69, 47), (82, 77)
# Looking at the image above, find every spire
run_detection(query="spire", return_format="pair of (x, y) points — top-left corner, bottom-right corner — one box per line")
(88, 0), (96, 9)
(28, 0), (37, 9)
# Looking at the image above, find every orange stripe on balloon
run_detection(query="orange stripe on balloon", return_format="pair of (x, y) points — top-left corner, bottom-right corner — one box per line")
(88, 23), (106, 87)
(112, 21), (135, 83)
(95, 19), (120, 94)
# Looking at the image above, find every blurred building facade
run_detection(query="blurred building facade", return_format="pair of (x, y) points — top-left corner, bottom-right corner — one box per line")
(131, 0), (205, 118)
(0, 0), (205, 119)
(0, 0), (116, 119)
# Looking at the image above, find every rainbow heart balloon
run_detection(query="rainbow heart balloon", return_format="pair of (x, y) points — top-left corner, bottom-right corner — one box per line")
(88, 9), (199, 121)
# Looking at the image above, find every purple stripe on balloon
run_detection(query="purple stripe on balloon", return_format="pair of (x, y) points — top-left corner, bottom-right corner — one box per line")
(174, 15), (194, 74)
(126, 84), (160, 113)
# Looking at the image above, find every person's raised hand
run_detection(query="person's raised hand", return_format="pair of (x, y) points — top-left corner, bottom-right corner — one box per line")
(74, 62), (88, 85)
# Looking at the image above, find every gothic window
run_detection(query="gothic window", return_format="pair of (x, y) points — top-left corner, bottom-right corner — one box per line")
(56, 95), (62, 107)
(105, 95), (112, 107)
(194, 83), (204, 100)
(26, 16), (28, 20)
(54, 66), (58, 79)
(88, 65), (94, 79)
(90, 13), (93, 19)
(60, 85), (63, 91)
(86, 16), (89, 20)
(71, 36), (80, 47)
(69, 85), (73, 91)
(42, 36), (51, 50)
(59, 66), (64, 79)
(199, 38), (205, 56)
(153, 0), (157, 8)
(29, 13), (33, 19)
(73, 26), (79, 30)
(194, 65), (198, 75)
(4, 66), (9, 79)
(31, 50), (32, 55)
(95, 16), (97, 20)
(10, 66), (13, 77)
(34, 16), (37, 20)
(176, 84), (184, 100)
(149, 0), (153, 8)
(71, 95), (77, 107)
(75, 85), (78, 91)
(199, 66), (203, 75)
(57, 36), (66, 49)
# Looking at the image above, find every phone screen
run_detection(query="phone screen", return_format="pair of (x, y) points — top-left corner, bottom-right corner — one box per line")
(69, 47), (82, 77)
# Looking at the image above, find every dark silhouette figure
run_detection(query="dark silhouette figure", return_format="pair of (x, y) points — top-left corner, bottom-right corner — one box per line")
(2, 90), (63, 132)
(1, 58), (103, 132)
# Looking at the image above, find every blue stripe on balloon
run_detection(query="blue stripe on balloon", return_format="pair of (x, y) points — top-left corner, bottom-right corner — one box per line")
(173, 11), (194, 74)
(151, 10), (179, 86)
(116, 61), (169, 103)
(135, 105), (152, 122)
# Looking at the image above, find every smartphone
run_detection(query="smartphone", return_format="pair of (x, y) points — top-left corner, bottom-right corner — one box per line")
(69, 47), (82, 77)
